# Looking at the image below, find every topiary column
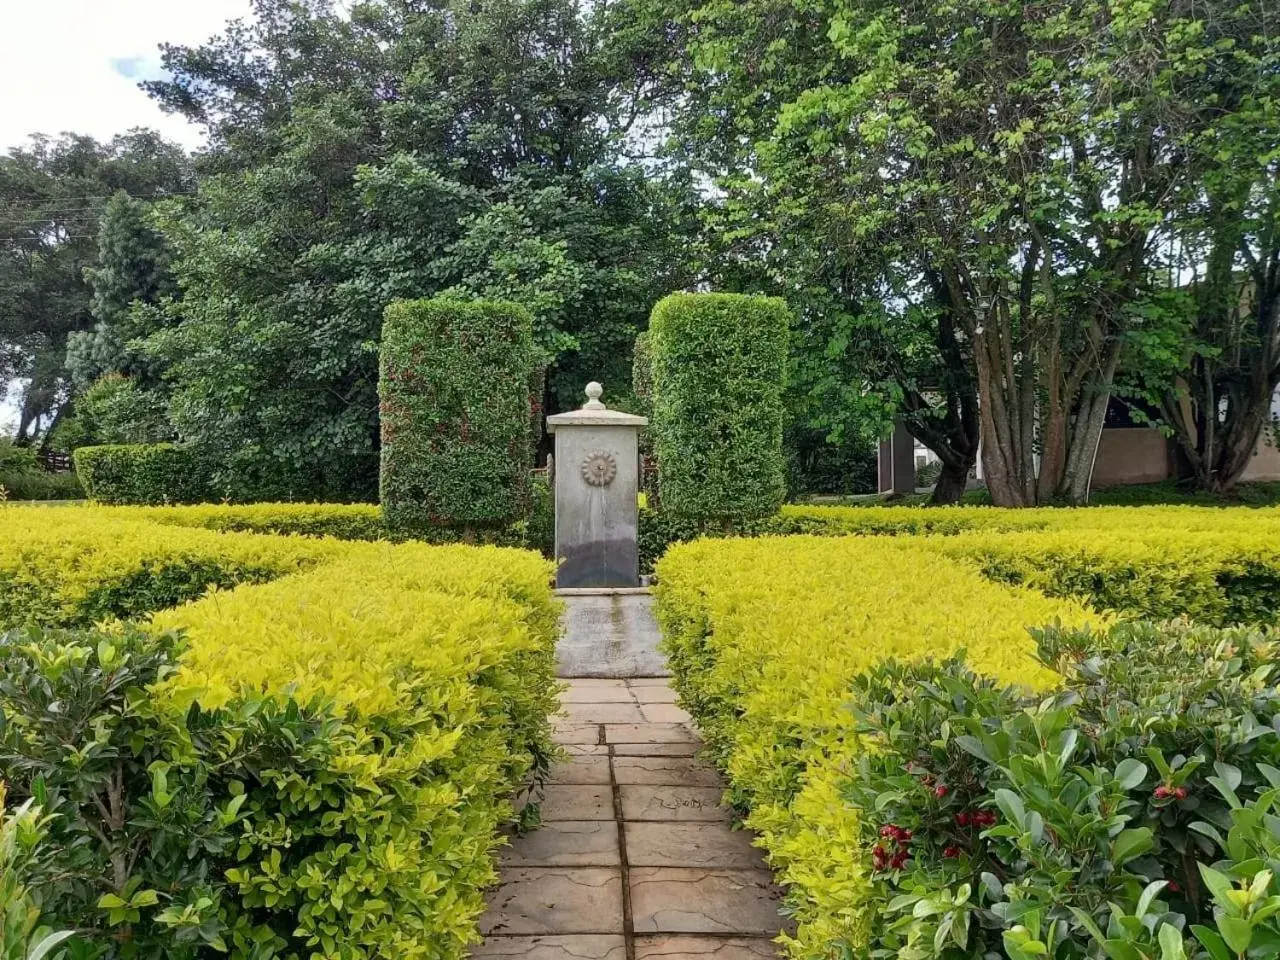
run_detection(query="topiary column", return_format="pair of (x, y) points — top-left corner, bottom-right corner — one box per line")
(649, 293), (790, 522)
(379, 297), (536, 537)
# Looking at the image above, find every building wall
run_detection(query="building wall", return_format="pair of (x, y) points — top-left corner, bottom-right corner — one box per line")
(1092, 387), (1280, 486)
(1241, 434), (1280, 482)
(1090, 427), (1171, 489)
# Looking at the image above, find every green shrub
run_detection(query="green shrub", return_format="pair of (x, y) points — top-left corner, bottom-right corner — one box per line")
(63, 373), (171, 449)
(649, 293), (790, 521)
(74, 444), (207, 505)
(380, 297), (537, 535)
(845, 622), (1280, 960)
(0, 626), (263, 957)
(1, 783), (77, 960)
(0, 470), (82, 502)
(633, 331), (658, 504)
(0, 514), (561, 960)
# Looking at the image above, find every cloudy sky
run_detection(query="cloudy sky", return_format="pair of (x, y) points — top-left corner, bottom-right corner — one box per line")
(0, 0), (255, 152)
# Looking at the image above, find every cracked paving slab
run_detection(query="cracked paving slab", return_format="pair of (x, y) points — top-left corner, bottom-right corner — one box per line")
(477, 674), (785, 957)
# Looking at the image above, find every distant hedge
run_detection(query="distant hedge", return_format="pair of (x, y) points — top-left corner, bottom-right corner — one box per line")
(74, 443), (207, 505)
(380, 298), (536, 535)
(649, 293), (790, 521)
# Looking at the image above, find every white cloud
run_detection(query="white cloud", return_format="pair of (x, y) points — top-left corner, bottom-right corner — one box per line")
(0, 0), (255, 153)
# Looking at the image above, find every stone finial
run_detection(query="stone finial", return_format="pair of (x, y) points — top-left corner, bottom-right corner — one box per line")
(583, 381), (606, 411)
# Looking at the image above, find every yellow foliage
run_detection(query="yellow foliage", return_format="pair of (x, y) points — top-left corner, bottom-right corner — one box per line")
(0, 503), (560, 959)
(655, 535), (1099, 958)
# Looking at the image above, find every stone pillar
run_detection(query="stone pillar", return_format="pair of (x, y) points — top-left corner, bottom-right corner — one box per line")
(547, 382), (648, 589)
(877, 420), (917, 495)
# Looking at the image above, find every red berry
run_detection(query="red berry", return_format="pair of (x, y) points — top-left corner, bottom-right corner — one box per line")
(1174, 787), (1188, 800)
(934, 785), (949, 798)
(1168, 880), (1181, 893)
(943, 845), (961, 858)
(880, 825), (896, 838)
(899, 829), (913, 842)
(1154, 785), (1171, 799)
(955, 812), (970, 827)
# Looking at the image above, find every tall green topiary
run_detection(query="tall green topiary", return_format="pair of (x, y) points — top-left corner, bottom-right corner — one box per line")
(633, 330), (659, 505)
(380, 297), (536, 535)
(649, 293), (790, 521)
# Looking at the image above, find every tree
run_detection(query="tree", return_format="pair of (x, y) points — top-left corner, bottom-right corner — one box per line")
(663, 0), (1274, 505)
(136, 0), (694, 500)
(1120, 25), (1280, 495)
(0, 131), (188, 446)
(66, 192), (177, 392)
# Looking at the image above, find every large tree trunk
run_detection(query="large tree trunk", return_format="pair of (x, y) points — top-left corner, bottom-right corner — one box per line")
(930, 457), (971, 504)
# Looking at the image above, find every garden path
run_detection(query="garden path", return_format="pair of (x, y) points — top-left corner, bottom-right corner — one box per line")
(473, 596), (787, 959)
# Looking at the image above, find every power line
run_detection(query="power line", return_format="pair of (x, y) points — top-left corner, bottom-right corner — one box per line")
(0, 192), (196, 205)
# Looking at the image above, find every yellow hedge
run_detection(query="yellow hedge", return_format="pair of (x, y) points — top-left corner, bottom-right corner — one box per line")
(0, 507), (341, 628)
(655, 535), (1099, 958)
(0, 505), (560, 960)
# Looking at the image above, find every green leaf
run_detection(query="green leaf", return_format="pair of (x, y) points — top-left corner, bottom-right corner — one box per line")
(1115, 758), (1148, 791)
(1158, 924), (1186, 960)
(1199, 863), (1236, 903)
(1192, 925), (1232, 960)
(97, 894), (127, 909)
(995, 788), (1027, 829)
(1111, 827), (1154, 866)
(1136, 880), (1168, 918)
(1218, 916), (1253, 955)
(27, 931), (77, 960)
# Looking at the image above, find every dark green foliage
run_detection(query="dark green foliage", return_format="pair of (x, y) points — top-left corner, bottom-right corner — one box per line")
(0, 624), (324, 957)
(57, 374), (172, 450)
(847, 621), (1280, 960)
(633, 330), (659, 504)
(649, 293), (790, 521)
(74, 444), (207, 505)
(0, 132), (189, 446)
(0, 470), (83, 502)
(0, 441), (83, 501)
(380, 298), (536, 534)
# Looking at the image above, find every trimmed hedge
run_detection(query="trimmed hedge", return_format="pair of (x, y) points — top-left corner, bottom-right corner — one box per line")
(649, 293), (790, 521)
(633, 330), (658, 504)
(380, 298), (536, 535)
(655, 536), (1095, 955)
(74, 443), (207, 505)
(0, 507), (559, 959)
(0, 509), (340, 629)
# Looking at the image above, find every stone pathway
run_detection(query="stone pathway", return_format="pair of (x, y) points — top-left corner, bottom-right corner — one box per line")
(474, 676), (786, 959)
(555, 594), (670, 679)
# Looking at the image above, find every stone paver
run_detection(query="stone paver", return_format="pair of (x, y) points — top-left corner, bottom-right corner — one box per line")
(640, 703), (695, 724)
(477, 675), (784, 958)
(549, 756), (613, 785)
(604, 723), (701, 744)
(625, 822), (764, 869)
(501, 821), (621, 867)
(634, 936), (779, 958)
(619, 786), (733, 822)
(564, 702), (649, 724)
(613, 757), (722, 787)
(532, 785), (615, 821)
(612, 742), (701, 757)
(481, 867), (624, 935)
(629, 869), (785, 936)
(558, 595), (669, 678)
(472, 935), (627, 959)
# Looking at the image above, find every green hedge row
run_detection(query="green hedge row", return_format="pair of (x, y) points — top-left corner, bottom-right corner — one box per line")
(379, 297), (536, 536)
(649, 293), (790, 521)
(73, 443), (208, 505)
